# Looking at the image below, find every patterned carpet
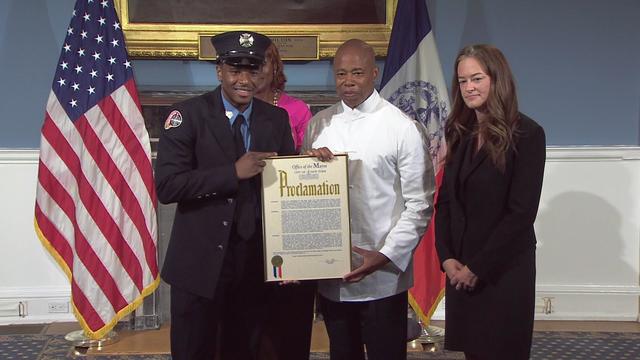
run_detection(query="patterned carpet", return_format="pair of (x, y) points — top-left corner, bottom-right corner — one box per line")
(1, 332), (639, 359)
(530, 331), (640, 360)
(0, 334), (169, 360)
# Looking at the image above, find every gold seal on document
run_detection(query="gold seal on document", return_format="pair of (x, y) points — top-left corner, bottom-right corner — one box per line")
(271, 255), (283, 267)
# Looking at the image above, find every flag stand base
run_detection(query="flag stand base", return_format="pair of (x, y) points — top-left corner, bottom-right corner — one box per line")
(64, 329), (118, 349)
(418, 325), (445, 344)
(415, 325), (444, 352)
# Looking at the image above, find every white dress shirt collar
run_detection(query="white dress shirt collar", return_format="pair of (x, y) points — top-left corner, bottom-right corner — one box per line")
(340, 89), (381, 117)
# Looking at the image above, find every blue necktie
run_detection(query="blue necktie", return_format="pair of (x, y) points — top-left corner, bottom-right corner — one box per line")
(232, 114), (246, 158)
(232, 115), (255, 240)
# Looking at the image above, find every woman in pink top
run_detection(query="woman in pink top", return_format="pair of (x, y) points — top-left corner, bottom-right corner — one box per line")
(255, 43), (312, 152)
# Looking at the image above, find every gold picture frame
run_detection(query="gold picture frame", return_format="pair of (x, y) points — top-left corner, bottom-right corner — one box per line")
(114, 0), (397, 60)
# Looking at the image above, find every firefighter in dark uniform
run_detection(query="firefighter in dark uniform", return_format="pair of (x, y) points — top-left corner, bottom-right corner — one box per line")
(155, 30), (297, 359)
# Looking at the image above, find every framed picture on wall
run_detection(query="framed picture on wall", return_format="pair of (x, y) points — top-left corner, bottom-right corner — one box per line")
(114, 0), (397, 60)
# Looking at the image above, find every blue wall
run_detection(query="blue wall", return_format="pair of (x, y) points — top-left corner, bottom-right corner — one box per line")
(428, 0), (640, 146)
(1, 0), (639, 148)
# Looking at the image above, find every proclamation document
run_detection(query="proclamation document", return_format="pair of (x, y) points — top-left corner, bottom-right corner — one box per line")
(261, 154), (352, 281)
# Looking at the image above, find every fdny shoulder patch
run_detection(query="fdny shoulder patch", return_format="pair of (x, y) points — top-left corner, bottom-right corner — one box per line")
(164, 110), (183, 130)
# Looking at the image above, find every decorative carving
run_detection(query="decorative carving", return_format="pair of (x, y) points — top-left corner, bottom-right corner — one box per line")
(115, 0), (396, 59)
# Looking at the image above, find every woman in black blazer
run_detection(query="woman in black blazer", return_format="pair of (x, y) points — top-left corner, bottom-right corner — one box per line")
(435, 44), (546, 360)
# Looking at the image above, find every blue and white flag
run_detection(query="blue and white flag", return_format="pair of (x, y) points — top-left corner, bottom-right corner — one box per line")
(380, 0), (450, 326)
(380, 0), (450, 169)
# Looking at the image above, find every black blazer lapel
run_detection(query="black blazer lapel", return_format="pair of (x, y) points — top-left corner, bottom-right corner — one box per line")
(448, 136), (468, 189)
(204, 88), (237, 162)
(459, 136), (488, 183)
(446, 138), (468, 256)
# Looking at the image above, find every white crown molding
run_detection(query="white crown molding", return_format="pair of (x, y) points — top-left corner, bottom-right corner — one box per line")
(0, 149), (39, 164)
(546, 146), (640, 161)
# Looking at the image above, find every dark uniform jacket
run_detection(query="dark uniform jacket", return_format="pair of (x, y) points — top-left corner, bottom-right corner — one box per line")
(435, 114), (546, 359)
(155, 86), (295, 299)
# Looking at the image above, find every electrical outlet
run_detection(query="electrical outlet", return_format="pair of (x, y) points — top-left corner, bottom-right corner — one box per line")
(48, 302), (69, 313)
(535, 297), (554, 314)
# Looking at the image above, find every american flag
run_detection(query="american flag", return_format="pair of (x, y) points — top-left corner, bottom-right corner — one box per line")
(34, 0), (159, 339)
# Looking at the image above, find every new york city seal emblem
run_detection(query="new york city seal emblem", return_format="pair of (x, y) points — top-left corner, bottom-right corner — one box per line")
(387, 80), (448, 160)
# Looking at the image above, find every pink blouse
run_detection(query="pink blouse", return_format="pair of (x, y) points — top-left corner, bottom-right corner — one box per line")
(277, 92), (312, 151)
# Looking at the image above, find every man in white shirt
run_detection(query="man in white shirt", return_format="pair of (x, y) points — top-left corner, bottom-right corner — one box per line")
(302, 39), (435, 360)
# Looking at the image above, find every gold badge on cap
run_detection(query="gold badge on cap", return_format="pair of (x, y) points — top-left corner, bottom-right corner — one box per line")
(239, 33), (254, 48)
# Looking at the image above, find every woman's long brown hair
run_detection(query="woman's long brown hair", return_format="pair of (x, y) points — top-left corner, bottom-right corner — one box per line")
(264, 43), (287, 92)
(446, 44), (520, 171)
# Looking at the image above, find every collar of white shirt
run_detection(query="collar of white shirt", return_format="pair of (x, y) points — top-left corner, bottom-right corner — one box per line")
(340, 89), (381, 116)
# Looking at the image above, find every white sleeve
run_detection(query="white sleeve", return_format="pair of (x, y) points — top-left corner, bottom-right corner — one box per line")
(379, 120), (435, 271)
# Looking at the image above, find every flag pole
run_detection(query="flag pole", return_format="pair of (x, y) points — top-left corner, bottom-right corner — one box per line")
(418, 323), (445, 345)
(408, 304), (445, 346)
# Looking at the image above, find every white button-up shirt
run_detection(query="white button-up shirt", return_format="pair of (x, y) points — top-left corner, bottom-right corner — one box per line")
(302, 90), (435, 301)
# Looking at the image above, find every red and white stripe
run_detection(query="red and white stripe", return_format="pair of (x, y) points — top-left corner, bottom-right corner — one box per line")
(35, 79), (158, 337)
